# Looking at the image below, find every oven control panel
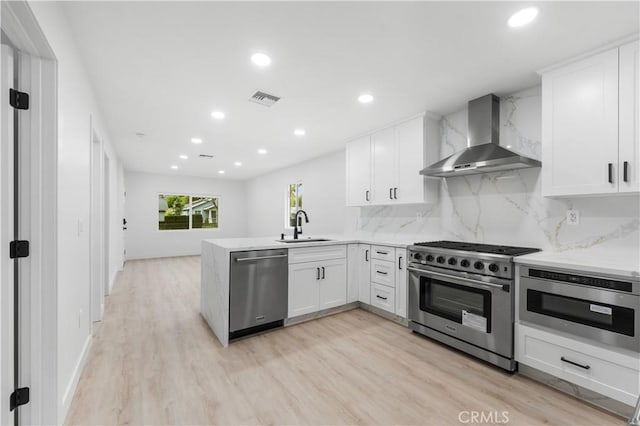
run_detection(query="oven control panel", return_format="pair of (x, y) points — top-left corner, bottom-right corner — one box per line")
(409, 249), (513, 279)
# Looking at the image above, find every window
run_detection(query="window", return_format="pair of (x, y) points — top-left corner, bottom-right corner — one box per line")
(287, 183), (303, 228)
(158, 194), (219, 230)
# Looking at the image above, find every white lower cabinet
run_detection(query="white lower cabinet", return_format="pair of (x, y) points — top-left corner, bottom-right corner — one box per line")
(371, 258), (395, 287)
(371, 283), (395, 314)
(357, 244), (371, 304)
(288, 246), (347, 319)
(395, 249), (408, 319)
(516, 323), (639, 406)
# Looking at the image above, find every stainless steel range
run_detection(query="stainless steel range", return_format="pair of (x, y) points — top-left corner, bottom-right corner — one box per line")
(408, 241), (540, 371)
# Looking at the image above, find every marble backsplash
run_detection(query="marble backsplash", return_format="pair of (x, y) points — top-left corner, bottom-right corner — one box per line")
(346, 86), (640, 254)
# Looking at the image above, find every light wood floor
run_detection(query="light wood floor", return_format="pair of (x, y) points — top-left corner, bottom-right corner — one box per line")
(66, 256), (623, 425)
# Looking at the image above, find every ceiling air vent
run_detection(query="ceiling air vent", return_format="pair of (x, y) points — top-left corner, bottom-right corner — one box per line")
(199, 154), (215, 159)
(249, 90), (281, 107)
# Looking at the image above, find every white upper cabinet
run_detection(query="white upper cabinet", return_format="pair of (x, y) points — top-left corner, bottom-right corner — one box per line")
(345, 115), (439, 206)
(619, 40), (640, 193)
(541, 40), (639, 197)
(345, 136), (372, 206)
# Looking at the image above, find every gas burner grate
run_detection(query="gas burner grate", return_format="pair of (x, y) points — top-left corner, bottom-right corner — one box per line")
(413, 240), (539, 256)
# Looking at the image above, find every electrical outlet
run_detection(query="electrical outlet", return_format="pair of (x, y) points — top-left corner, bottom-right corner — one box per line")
(566, 209), (580, 226)
(416, 212), (423, 223)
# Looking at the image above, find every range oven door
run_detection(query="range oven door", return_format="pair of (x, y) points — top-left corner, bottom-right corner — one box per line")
(519, 275), (639, 352)
(408, 267), (514, 358)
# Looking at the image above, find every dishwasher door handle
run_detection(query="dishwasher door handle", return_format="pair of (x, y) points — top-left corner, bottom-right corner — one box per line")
(235, 254), (288, 262)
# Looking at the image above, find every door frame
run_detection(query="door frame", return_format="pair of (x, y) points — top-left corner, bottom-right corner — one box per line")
(1, 1), (58, 425)
(90, 126), (104, 322)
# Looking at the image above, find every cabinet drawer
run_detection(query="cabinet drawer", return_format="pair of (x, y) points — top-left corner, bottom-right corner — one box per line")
(371, 283), (395, 314)
(371, 245), (395, 261)
(371, 259), (395, 287)
(288, 245), (346, 264)
(516, 324), (639, 405)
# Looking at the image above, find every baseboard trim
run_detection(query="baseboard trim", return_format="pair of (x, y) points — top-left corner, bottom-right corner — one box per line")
(285, 302), (359, 326)
(359, 302), (408, 326)
(60, 334), (92, 424)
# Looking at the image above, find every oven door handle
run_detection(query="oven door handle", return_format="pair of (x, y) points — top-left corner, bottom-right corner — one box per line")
(407, 267), (510, 292)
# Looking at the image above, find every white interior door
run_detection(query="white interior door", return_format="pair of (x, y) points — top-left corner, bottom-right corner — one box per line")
(90, 131), (103, 322)
(1, 42), (16, 426)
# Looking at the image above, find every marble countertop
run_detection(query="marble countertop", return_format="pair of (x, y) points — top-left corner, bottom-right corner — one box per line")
(203, 235), (417, 252)
(515, 249), (640, 279)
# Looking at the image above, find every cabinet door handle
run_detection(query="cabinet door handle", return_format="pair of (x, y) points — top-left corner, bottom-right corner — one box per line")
(394, 187), (398, 199)
(376, 270), (388, 275)
(376, 251), (388, 255)
(624, 161), (629, 182)
(398, 256), (403, 270)
(321, 266), (325, 279)
(376, 295), (388, 301)
(365, 250), (369, 262)
(316, 267), (320, 280)
(389, 188), (393, 200)
(365, 190), (370, 202)
(608, 163), (613, 184)
(560, 356), (590, 370)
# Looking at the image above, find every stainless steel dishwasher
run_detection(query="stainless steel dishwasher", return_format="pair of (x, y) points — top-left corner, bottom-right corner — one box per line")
(229, 249), (288, 339)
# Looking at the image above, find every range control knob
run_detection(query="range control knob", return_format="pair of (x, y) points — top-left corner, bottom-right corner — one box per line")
(474, 261), (485, 270)
(426, 254), (434, 262)
(436, 256), (446, 264)
(460, 259), (470, 267)
(448, 258), (457, 266)
(414, 253), (422, 261)
(488, 263), (499, 273)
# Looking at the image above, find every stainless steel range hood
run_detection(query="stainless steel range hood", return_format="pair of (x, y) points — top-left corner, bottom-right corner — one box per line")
(420, 94), (541, 177)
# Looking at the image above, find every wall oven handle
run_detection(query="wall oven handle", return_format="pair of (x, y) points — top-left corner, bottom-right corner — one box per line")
(236, 254), (287, 262)
(407, 267), (509, 292)
(561, 356), (590, 370)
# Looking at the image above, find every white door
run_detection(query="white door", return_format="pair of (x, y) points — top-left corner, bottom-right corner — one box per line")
(357, 244), (371, 304)
(288, 262), (320, 318)
(619, 40), (640, 193)
(0, 43), (16, 426)
(395, 117), (425, 204)
(542, 48), (620, 196)
(345, 136), (372, 206)
(371, 127), (396, 203)
(395, 249), (408, 319)
(318, 258), (347, 310)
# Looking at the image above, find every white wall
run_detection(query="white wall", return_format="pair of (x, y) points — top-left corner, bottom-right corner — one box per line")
(245, 150), (346, 238)
(124, 171), (248, 259)
(27, 2), (125, 423)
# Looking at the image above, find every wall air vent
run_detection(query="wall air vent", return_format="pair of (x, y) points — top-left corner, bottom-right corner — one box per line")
(249, 90), (281, 107)
(199, 154), (215, 159)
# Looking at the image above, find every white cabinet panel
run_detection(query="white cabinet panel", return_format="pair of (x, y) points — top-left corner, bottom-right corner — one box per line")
(288, 262), (320, 318)
(619, 40), (640, 193)
(345, 136), (372, 206)
(371, 259), (395, 287)
(358, 244), (371, 304)
(319, 259), (347, 310)
(347, 244), (359, 303)
(288, 245), (347, 264)
(371, 283), (395, 314)
(371, 127), (396, 203)
(542, 49), (620, 196)
(395, 249), (408, 319)
(395, 117), (426, 203)
(371, 245), (395, 262)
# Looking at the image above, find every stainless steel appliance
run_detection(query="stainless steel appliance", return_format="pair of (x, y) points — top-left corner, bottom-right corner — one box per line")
(408, 241), (540, 371)
(519, 266), (639, 352)
(229, 249), (288, 339)
(420, 94), (541, 177)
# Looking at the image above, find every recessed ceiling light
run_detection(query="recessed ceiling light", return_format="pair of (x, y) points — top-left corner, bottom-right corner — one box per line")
(191, 137), (202, 144)
(251, 52), (271, 67)
(358, 93), (374, 104)
(508, 7), (539, 28)
(179, 154), (188, 160)
(218, 170), (225, 174)
(234, 161), (242, 167)
(211, 111), (225, 120)
(170, 165), (178, 170)
(294, 129), (306, 136)
(257, 149), (267, 155)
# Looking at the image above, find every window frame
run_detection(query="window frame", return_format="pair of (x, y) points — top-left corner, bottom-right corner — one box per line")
(284, 182), (303, 229)
(157, 192), (221, 232)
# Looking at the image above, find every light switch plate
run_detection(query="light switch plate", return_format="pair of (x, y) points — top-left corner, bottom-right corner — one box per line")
(566, 209), (580, 226)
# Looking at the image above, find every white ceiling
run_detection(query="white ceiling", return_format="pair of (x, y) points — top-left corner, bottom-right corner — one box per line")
(62, 1), (639, 180)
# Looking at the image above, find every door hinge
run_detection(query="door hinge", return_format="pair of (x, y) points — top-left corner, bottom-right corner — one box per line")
(9, 240), (29, 259)
(9, 89), (29, 110)
(9, 387), (29, 411)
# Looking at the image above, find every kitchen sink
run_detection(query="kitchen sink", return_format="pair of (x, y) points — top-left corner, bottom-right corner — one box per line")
(277, 238), (334, 243)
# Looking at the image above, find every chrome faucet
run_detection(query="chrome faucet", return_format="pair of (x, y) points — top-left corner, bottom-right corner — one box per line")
(293, 210), (309, 240)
